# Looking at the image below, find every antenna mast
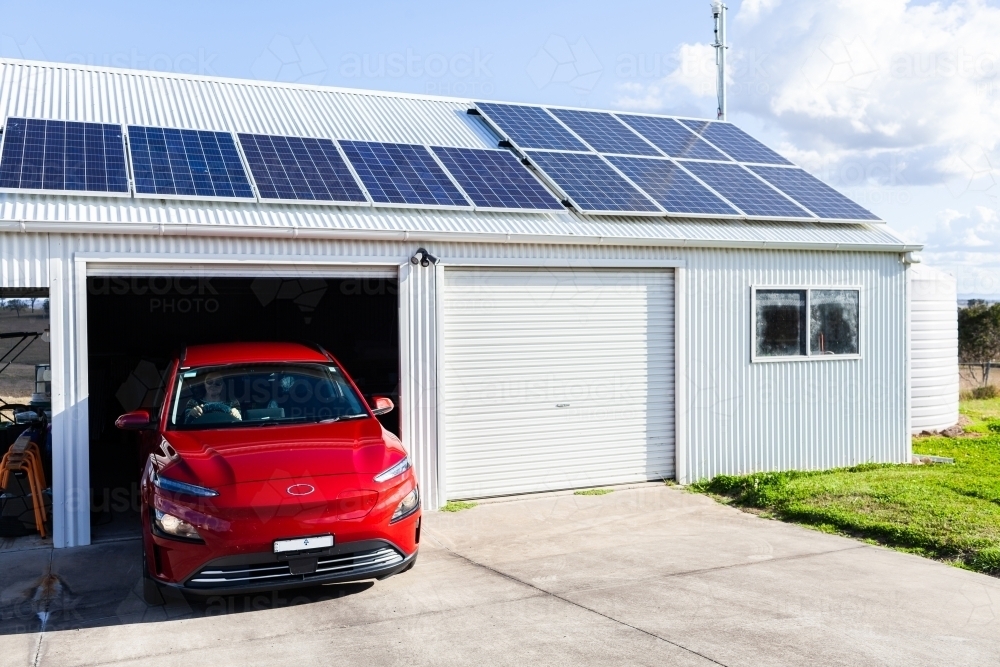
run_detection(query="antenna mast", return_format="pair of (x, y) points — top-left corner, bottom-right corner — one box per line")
(711, 1), (728, 120)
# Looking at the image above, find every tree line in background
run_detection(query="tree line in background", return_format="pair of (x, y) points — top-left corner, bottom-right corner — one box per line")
(0, 298), (48, 317)
(959, 300), (1000, 396)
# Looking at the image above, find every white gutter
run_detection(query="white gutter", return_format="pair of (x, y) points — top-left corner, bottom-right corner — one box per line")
(0, 219), (923, 254)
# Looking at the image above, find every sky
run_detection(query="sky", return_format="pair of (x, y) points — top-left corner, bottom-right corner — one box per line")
(2, 0), (999, 297)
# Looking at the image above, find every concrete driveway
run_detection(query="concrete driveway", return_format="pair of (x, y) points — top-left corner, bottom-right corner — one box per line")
(2, 484), (998, 666)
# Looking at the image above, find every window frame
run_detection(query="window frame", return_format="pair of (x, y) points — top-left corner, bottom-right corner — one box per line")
(750, 285), (863, 363)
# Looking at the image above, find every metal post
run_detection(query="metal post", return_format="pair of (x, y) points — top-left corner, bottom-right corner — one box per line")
(711, 1), (727, 120)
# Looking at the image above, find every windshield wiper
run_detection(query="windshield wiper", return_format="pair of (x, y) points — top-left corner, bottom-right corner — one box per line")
(319, 413), (369, 424)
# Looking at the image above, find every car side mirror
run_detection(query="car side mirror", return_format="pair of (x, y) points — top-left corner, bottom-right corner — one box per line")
(116, 410), (154, 430)
(371, 396), (394, 416)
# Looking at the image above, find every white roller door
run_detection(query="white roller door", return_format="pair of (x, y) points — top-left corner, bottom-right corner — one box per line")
(443, 268), (675, 499)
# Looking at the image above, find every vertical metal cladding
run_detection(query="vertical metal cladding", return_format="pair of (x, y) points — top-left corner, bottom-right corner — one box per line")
(26, 232), (906, 545)
(909, 264), (959, 432)
(398, 260), (442, 509)
(683, 248), (908, 481)
(0, 232), (49, 286)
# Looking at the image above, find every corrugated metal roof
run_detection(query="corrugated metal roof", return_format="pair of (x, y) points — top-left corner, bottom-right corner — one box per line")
(0, 58), (916, 252)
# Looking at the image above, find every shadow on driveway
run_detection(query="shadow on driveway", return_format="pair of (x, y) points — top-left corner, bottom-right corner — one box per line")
(0, 538), (373, 634)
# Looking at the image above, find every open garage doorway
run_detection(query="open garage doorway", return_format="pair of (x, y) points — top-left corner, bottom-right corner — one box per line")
(86, 272), (399, 542)
(0, 288), (51, 547)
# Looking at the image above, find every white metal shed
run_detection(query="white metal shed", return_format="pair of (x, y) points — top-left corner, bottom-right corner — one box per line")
(0, 58), (922, 548)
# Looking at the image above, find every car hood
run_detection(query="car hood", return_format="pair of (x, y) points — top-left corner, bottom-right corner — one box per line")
(158, 418), (401, 487)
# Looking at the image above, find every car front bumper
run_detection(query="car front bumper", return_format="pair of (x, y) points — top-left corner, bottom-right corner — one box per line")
(161, 538), (417, 596)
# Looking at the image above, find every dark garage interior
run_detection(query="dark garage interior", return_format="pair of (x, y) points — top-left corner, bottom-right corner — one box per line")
(86, 274), (399, 540)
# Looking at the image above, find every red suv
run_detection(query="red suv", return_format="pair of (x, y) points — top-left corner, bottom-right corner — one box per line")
(116, 342), (420, 604)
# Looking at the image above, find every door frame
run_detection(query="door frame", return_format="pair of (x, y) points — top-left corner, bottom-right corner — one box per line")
(58, 251), (405, 547)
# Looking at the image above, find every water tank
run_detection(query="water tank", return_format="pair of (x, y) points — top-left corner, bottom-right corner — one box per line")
(909, 264), (959, 433)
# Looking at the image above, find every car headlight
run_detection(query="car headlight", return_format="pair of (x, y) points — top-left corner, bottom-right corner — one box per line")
(154, 509), (203, 541)
(153, 472), (219, 497)
(374, 456), (411, 483)
(390, 487), (420, 523)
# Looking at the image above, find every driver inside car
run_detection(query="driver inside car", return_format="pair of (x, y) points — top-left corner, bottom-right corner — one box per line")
(184, 372), (242, 423)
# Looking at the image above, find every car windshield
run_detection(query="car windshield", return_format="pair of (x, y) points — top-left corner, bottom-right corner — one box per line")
(168, 363), (368, 430)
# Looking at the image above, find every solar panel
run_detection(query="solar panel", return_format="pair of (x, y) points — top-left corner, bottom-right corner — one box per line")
(679, 161), (812, 218)
(237, 133), (367, 204)
(525, 151), (661, 214)
(0, 118), (129, 194)
(679, 120), (792, 165)
(475, 103), (588, 151)
(617, 115), (730, 161)
(748, 166), (880, 221)
(340, 141), (470, 207)
(547, 108), (660, 156)
(605, 156), (739, 216)
(431, 146), (563, 211)
(128, 126), (254, 199)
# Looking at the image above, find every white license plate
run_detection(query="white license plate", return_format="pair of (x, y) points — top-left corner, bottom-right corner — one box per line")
(273, 535), (333, 554)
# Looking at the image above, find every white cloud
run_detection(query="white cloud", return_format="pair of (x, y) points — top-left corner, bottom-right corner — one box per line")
(916, 206), (1000, 296)
(924, 206), (1000, 250)
(614, 42), (716, 111)
(737, 0), (782, 26)
(614, 0), (1000, 190)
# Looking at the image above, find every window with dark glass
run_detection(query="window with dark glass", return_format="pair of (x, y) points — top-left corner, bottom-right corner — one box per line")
(755, 290), (807, 357)
(810, 290), (859, 356)
(754, 288), (860, 359)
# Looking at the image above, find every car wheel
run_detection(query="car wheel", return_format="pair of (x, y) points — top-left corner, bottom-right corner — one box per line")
(142, 545), (165, 606)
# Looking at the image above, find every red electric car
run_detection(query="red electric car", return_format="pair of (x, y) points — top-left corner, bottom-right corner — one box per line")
(116, 342), (420, 604)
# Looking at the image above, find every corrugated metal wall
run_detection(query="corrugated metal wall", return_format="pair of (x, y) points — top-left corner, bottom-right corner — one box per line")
(0, 232), (49, 286)
(909, 265), (959, 432)
(0, 231), (908, 546)
(399, 260), (441, 508)
(683, 248), (908, 481)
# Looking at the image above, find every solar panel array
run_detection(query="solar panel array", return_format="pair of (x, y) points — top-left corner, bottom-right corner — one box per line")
(680, 161), (810, 218)
(129, 126), (254, 199)
(606, 156), (737, 216)
(340, 141), (470, 207)
(525, 151), (660, 214)
(0, 118), (129, 194)
(238, 133), (367, 203)
(747, 166), (881, 221)
(432, 146), (563, 211)
(474, 102), (880, 222)
(679, 120), (792, 166)
(475, 102), (588, 151)
(548, 109), (659, 156)
(617, 115), (729, 161)
(0, 105), (878, 222)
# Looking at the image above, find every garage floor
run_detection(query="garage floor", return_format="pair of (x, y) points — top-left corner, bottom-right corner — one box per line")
(1, 486), (997, 666)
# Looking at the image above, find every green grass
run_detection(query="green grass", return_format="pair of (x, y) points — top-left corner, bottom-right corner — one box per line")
(574, 488), (613, 496)
(691, 398), (1000, 576)
(441, 500), (477, 512)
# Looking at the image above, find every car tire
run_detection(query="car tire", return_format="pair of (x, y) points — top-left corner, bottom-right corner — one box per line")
(142, 546), (165, 606)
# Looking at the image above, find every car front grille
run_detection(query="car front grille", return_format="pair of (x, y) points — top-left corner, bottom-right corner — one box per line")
(187, 546), (404, 588)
